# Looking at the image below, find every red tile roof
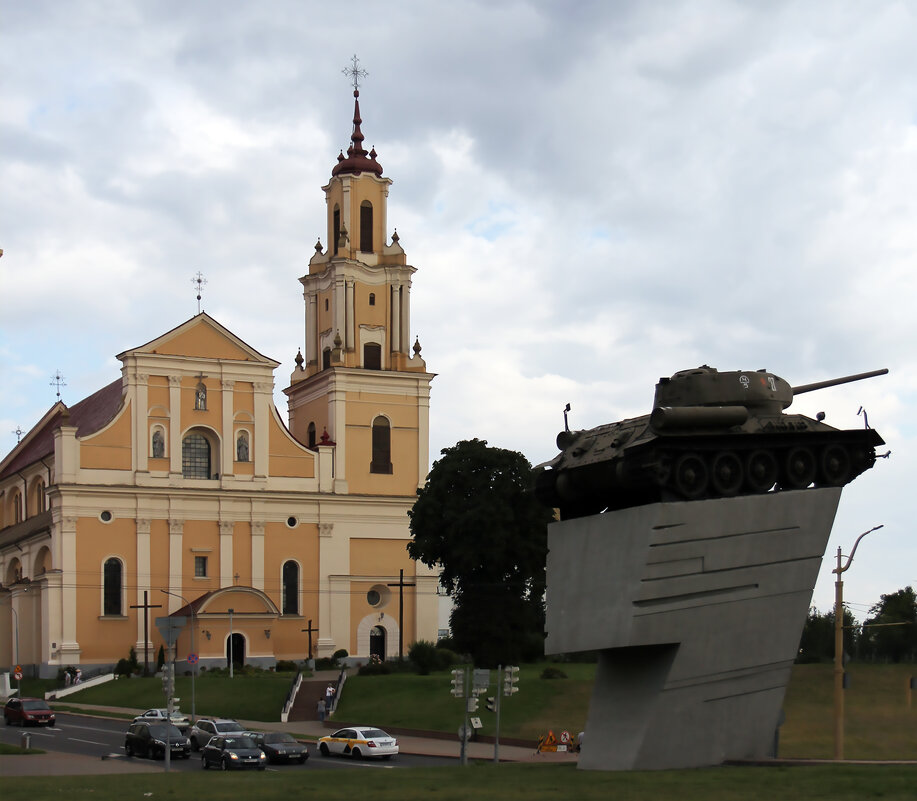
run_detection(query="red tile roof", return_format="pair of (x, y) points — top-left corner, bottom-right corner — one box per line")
(0, 379), (124, 479)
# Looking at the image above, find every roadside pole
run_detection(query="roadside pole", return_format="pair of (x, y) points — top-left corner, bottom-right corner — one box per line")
(461, 665), (470, 767)
(493, 664), (501, 763)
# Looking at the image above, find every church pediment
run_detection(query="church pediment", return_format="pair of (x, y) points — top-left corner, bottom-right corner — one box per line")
(118, 314), (279, 366)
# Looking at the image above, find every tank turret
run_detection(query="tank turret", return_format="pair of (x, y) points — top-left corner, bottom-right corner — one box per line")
(535, 367), (887, 520)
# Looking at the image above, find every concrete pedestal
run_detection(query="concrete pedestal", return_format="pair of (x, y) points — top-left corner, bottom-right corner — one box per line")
(545, 488), (841, 770)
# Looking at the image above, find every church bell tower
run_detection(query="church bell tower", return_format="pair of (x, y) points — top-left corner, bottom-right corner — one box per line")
(285, 70), (434, 497)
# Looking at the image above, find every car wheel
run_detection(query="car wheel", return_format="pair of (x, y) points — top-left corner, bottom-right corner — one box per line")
(351, 747), (362, 760)
(125, 744), (134, 758)
(319, 743), (329, 757)
(201, 755), (208, 769)
(221, 757), (230, 771)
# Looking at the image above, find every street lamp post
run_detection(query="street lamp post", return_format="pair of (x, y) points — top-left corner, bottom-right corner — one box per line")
(833, 524), (883, 761)
(161, 590), (196, 724)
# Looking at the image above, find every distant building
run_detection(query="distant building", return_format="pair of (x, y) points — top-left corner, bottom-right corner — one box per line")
(0, 87), (438, 678)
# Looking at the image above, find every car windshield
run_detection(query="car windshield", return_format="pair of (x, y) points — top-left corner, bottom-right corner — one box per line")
(149, 724), (183, 737)
(22, 701), (50, 711)
(224, 736), (256, 748)
(362, 729), (388, 739)
(265, 733), (296, 744)
(215, 722), (241, 733)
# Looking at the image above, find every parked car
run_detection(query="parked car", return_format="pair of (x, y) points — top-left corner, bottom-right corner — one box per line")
(318, 726), (398, 760)
(133, 708), (191, 733)
(124, 721), (191, 759)
(3, 697), (56, 726)
(200, 734), (267, 770)
(189, 717), (245, 750)
(250, 731), (309, 764)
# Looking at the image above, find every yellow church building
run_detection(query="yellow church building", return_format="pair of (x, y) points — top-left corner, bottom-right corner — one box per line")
(0, 86), (439, 679)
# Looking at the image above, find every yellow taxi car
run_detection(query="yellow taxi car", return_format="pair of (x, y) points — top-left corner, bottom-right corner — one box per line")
(317, 726), (398, 760)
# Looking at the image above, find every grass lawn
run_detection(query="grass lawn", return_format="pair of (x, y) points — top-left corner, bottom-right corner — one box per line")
(2, 763), (917, 801)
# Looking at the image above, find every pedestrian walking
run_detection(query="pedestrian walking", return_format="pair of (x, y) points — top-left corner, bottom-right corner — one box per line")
(317, 698), (326, 722)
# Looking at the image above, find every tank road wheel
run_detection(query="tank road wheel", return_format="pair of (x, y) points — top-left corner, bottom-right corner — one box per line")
(710, 451), (743, 497)
(782, 447), (816, 490)
(818, 445), (851, 486)
(745, 450), (778, 494)
(673, 453), (709, 500)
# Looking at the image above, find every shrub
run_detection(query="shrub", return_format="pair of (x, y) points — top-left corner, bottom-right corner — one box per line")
(358, 659), (392, 676)
(115, 658), (132, 676)
(129, 646), (139, 671)
(409, 640), (438, 675)
(332, 648), (349, 664)
(540, 666), (567, 680)
(275, 660), (299, 672)
(434, 647), (460, 671)
(314, 657), (337, 671)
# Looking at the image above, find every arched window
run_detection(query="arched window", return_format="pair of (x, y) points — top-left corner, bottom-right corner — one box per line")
(364, 343), (382, 370)
(103, 557), (122, 616)
(308, 422), (317, 448)
(282, 561), (299, 615)
(368, 293), (375, 306)
(12, 490), (23, 524)
(360, 200), (373, 252)
(182, 432), (212, 478)
(236, 431), (250, 462)
(322, 348), (331, 370)
(370, 416), (393, 474)
(30, 479), (45, 515)
(333, 206), (341, 255)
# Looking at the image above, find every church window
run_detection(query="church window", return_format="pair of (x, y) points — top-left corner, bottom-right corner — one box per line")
(236, 431), (250, 462)
(308, 422), (317, 448)
(182, 432), (212, 478)
(103, 557), (122, 616)
(322, 348), (331, 370)
(333, 206), (341, 255)
(360, 201), (373, 252)
(195, 556), (208, 577)
(364, 343), (382, 370)
(152, 428), (165, 458)
(12, 490), (23, 524)
(370, 416), (393, 474)
(325, 298), (329, 311)
(194, 382), (207, 411)
(369, 293), (375, 306)
(282, 560), (299, 615)
(100, 510), (113, 523)
(31, 479), (46, 515)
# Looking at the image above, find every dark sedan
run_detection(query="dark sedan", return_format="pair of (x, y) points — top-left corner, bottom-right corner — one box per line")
(250, 731), (309, 764)
(125, 721), (191, 759)
(200, 735), (267, 771)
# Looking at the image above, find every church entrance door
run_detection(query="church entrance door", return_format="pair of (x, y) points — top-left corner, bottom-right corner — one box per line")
(227, 633), (245, 669)
(369, 626), (386, 661)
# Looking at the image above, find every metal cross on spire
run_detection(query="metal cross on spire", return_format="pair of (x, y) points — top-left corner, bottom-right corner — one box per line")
(50, 370), (66, 400)
(342, 54), (368, 91)
(191, 271), (207, 314)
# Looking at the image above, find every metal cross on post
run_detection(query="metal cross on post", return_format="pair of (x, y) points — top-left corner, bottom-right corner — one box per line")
(342, 54), (368, 91)
(301, 619), (318, 662)
(386, 569), (416, 661)
(130, 590), (162, 675)
(191, 272), (207, 314)
(50, 370), (66, 400)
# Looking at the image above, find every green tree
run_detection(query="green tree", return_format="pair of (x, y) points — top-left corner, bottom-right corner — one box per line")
(862, 586), (917, 662)
(408, 439), (555, 668)
(797, 606), (857, 663)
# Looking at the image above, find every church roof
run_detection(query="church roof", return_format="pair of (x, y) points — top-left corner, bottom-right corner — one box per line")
(0, 379), (124, 479)
(331, 90), (383, 178)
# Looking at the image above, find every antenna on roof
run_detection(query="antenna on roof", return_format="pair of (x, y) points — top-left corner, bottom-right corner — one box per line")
(191, 271), (207, 314)
(50, 370), (66, 401)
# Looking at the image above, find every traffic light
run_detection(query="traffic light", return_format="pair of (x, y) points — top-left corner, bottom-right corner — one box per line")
(450, 668), (464, 697)
(161, 664), (174, 698)
(503, 665), (519, 696)
(467, 695), (479, 713)
(486, 696), (496, 712)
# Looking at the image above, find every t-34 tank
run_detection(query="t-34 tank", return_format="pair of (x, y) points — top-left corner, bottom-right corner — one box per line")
(536, 367), (887, 520)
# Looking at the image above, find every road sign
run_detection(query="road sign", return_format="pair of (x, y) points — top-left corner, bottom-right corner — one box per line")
(187, 653), (199, 664)
(14, 670), (23, 680)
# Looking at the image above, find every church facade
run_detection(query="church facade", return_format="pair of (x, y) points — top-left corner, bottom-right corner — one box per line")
(0, 87), (438, 678)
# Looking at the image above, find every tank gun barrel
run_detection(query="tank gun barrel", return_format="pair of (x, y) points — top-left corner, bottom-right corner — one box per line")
(792, 368), (888, 396)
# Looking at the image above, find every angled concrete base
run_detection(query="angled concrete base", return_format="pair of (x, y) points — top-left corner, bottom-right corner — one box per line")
(544, 488), (841, 771)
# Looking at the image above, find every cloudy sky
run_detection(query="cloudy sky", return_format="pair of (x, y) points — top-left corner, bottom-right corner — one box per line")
(2, 0), (915, 619)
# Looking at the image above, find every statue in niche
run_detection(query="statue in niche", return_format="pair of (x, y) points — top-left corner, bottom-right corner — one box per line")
(236, 431), (249, 462)
(152, 429), (165, 458)
(194, 382), (207, 410)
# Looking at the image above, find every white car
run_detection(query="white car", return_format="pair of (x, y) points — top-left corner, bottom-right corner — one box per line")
(318, 726), (398, 760)
(133, 708), (191, 733)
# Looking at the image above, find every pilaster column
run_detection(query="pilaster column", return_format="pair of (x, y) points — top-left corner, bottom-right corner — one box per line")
(402, 282), (412, 354)
(136, 518), (151, 614)
(221, 380), (235, 478)
(220, 521), (234, 588)
(334, 275), (346, 352)
(345, 279), (355, 350)
(251, 522), (265, 591)
(168, 376), (182, 474)
(253, 381), (272, 478)
(391, 285), (402, 356)
(168, 519), (183, 603)
(60, 516), (78, 653)
(135, 373), (149, 473)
